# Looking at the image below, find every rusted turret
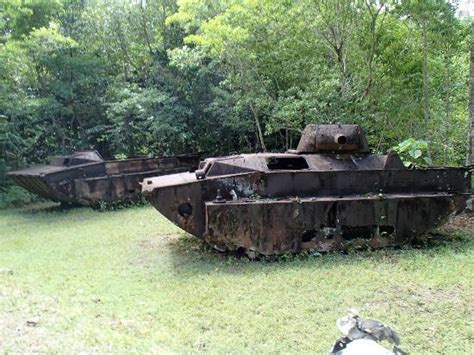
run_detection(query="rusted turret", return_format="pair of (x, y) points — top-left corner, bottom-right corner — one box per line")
(8, 151), (199, 206)
(142, 124), (471, 256)
(294, 124), (369, 153)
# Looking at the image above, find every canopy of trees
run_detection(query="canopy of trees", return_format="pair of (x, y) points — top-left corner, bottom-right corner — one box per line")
(0, 0), (472, 203)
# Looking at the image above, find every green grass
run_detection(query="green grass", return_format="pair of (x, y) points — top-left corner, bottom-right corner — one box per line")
(0, 203), (473, 353)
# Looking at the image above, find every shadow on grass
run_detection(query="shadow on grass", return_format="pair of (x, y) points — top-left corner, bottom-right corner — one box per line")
(4, 201), (84, 214)
(162, 226), (473, 276)
(1, 202), (115, 226)
(4, 201), (152, 222)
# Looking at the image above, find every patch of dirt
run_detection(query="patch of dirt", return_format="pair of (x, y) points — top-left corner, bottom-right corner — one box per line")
(131, 234), (182, 267)
(406, 285), (467, 305)
(138, 234), (181, 251)
(363, 285), (470, 315)
(442, 212), (473, 232)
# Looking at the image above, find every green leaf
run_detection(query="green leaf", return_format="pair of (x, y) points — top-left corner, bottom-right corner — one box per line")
(412, 149), (422, 159)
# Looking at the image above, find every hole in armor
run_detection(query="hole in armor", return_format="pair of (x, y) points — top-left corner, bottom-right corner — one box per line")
(178, 202), (193, 217)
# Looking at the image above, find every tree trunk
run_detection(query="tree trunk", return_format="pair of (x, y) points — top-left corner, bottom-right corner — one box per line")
(468, 22), (474, 165)
(422, 26), (430, 126)
(422, 24), (431, 159)
(250, 103), (267, 152)
(444, 49), (451, 165)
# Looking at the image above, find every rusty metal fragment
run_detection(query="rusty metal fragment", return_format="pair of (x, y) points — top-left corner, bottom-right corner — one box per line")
(142, 124), (472, 256)
(7, 151), (199, 206)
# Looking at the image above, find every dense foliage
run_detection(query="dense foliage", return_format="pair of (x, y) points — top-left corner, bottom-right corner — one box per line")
(0, 0), (471, 204)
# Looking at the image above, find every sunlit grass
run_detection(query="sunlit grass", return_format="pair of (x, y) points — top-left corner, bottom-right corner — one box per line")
(1, 203), (473, 353)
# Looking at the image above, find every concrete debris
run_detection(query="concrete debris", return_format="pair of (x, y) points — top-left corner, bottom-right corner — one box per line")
(330, 309), (407, 355)
(333, 339), (393, 355)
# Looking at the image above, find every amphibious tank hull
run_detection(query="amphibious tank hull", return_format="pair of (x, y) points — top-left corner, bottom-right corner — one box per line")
(8, 151), (199, 206)
(142, 125), (471, 256)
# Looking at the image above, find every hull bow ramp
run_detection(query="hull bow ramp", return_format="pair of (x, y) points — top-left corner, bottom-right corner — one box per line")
(8, 151), (199, 206)
(142, 125), (471, 256)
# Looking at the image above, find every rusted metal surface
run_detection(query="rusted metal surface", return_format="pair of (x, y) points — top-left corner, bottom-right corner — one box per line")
(295, 124), (370, 153)
(142, 124), (472, 256)
(8, 151), (200, 206)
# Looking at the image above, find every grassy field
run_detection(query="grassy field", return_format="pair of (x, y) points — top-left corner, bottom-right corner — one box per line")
(0, 203), (473, 353)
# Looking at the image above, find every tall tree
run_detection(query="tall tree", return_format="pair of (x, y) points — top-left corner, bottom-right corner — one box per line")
(469, 22), (474, 165)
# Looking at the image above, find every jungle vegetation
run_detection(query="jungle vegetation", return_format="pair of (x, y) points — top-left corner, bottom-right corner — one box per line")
(0, 0), (472, 205)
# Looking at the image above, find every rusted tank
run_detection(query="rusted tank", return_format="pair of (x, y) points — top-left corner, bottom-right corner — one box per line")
(8, 151), (199, 206)
(142, 124), (472, 256)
